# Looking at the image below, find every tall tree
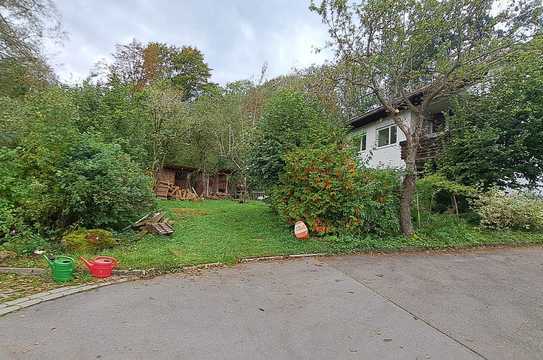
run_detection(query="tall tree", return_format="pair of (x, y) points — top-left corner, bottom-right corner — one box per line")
(107, 39), (146, 89)
(439, 36), (543, 189)
(169, 46), (214, 101)
(0, 0), (60, 96)
(146, 83), (187, 179)
(0, 0), (60, 61)
(107, 40), (214, 100)
(311, 0), (542, 235)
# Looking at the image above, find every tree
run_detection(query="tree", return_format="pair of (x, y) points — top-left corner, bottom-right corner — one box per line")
(311, 0), (542, 235)
(248, 90), (345, 190)
(169, 46), (214, 101)
(146, 83), (187, 180)
(106, 39), (146, 89)
(0, 0), (60, 96)
(439, 36), (543, 189)
(71, 81), (152, 167)
(0, 58), (53, 97)
(106, 40), (214, 100)
(0, 0), (61, 62)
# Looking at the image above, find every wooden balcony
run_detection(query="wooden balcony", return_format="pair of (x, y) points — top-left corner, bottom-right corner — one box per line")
(400, 135), (444, 171)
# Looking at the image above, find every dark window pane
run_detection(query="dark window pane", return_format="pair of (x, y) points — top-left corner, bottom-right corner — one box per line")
(377, 127), (389, 147)
(390, 126), (397, 144)
(360, 133), (367, 151)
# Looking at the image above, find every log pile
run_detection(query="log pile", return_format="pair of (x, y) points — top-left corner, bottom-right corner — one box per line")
(154, 181), (171, 199)
(132, 211), (174, 235)
(205, 192), (230, 200)
(154, 181), (199, 200)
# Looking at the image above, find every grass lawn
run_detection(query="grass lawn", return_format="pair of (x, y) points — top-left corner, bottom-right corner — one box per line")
(89, 200), (332, 270)
(4, 199), (543, 271)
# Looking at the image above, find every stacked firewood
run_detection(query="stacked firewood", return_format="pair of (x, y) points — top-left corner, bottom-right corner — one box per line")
(170, 186), (199, 200)
(131, 211), (174, 235)
(154, 181), (199, 200)
(205, 192), (230, 200)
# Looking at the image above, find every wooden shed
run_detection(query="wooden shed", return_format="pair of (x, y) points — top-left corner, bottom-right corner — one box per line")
(155, 165), (234, 198)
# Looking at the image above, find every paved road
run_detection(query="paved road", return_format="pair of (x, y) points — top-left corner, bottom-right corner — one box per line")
(1, 248), (542, 360)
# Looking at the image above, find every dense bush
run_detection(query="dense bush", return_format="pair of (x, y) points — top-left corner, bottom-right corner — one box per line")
(3, 137), (156, 233)
(0, 232), (49, 255)
(271, 144), (400, 235)
(415, 174), (478, 214)
(473, 190), (543, 230)
(0, 88), (156, 242)
(54, 138), (156, 230)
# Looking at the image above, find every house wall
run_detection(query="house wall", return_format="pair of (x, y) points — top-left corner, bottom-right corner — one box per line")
(351, 110), (412, 169)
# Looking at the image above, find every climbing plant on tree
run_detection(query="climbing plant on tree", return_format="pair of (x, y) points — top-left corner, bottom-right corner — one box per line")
(311, 0), (542, 235)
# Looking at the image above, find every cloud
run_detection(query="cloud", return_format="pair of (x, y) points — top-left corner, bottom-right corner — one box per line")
(45, 0), (332, 85)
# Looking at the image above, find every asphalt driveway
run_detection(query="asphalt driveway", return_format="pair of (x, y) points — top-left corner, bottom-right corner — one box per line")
(1, 247), (542, 359)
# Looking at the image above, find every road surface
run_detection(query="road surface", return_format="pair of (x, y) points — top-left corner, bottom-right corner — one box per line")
(1, 247), (542, 359)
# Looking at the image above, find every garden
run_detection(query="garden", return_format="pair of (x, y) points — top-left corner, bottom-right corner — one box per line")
(1, 0), (543, 302)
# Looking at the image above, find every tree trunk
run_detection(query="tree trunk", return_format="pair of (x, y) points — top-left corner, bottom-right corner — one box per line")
(400, 138), (417, 236)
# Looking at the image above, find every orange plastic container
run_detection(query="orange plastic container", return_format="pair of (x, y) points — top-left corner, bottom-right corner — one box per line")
(294, 221), (309, 240)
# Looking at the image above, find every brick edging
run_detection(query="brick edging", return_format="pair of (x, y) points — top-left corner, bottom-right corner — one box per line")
(0, 277), (130, 317)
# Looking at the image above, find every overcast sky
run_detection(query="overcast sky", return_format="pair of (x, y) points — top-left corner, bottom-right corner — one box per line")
(45, 0), (332, 85)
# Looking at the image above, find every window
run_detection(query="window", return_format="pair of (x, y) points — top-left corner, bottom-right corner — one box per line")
(377, 125), (397, 147)
(359, 132), (367, 152)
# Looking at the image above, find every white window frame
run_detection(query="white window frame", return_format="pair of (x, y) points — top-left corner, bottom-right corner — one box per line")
(376, 124), (398, 148)
(359, 132), (367, 152)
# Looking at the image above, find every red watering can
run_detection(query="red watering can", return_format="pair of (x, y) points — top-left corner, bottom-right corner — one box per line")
(80, 256), (118, 278)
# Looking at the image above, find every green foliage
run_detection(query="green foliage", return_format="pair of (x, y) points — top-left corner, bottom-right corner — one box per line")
(0, 148), (30, 235)
(107, 40), (215, 100)
(248, 90), (345, 189)
(416, 174), (478, 213)
(439, 36), (543, 189)
(71, 82), (152, 167)
(0, 231), (49, 255)
(0, 88), (155, 239)
(271, 145), (400, 235)
(55, 137), (156, 230)
(62, 229), (116, 252)
(0, 59), (51, 98)
(473, 190), (543, 230)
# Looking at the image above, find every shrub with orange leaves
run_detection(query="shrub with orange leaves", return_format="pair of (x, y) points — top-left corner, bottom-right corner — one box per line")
(270, 144), (400, 235)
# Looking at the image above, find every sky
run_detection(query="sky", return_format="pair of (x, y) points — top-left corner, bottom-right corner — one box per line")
(44, 0), (332, 85)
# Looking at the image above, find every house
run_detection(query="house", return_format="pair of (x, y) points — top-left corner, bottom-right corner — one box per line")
(349, 90), (447, 170)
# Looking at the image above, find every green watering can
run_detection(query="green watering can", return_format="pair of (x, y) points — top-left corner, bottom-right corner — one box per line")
(44, 255), (75, 283)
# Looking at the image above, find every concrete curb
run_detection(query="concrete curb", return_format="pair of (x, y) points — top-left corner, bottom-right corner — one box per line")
(0, 277), (130, 317)
(110, 253), (327, 276)
(0, 253), (326, 316)
(240, 253), (326, 263)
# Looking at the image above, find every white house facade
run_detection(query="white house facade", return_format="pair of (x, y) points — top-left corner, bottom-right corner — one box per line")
(350, 92), (447, 170)
(351, 109), (411, 169)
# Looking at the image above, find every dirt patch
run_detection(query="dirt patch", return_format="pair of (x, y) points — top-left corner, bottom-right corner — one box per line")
(0, 273), (91, 303)
(171, 208), (209, 218)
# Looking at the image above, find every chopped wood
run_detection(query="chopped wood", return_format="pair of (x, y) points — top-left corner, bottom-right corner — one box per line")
(131, 211), (174, 236)
(154, 181), (200, 201)
(145, 222), (174, 235)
